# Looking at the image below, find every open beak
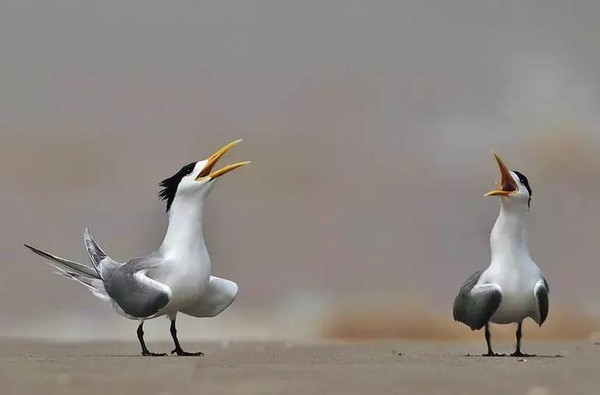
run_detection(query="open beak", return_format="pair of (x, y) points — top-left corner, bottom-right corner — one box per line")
(195, 139), (250, 181)
(484, 153), (518, 197)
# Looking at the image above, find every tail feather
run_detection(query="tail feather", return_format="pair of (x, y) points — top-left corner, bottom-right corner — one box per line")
(58, 270), (109, 301)
(25, 244), (108, 301)
(24, 244), (100, 279)
(83, 228), (106, 276)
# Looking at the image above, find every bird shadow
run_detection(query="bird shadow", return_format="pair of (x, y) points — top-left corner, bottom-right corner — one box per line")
(85, 354), (169, 358)
(87, 353), (207, 358)
(462, 353), (564, 359)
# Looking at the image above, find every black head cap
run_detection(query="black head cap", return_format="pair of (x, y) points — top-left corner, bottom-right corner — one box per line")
(513, 170), (532, 207)
(158, 162), (196, 211)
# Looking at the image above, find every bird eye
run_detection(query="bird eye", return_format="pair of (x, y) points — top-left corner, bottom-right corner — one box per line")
(181, 163), (196, 176)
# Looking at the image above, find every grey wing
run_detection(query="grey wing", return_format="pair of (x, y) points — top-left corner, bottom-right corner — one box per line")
(534, 278), (549, 326)
(453, 271), (502, 330)
(102, 255), (172, 318)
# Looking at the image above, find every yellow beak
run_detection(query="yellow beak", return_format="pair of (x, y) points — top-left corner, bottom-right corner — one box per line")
(195, 139), (250, 181)
(484, 153), (518, 197)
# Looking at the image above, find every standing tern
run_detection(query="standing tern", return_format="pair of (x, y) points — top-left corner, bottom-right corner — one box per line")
(453, 153), (549, 357)
(25, 140), (249, 356)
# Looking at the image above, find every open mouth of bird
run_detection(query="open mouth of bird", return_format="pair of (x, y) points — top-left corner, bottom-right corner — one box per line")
(195, 139), (250, 181)
(484, 153), (518, 197)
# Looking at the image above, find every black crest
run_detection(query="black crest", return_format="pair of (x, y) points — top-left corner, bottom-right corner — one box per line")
(513, 170), (532, 207)
(158, 162), (196, 211)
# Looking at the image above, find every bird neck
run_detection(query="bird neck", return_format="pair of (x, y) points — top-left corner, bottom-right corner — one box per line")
(160, 198), (208, 258)
(489, 200), (531, 265)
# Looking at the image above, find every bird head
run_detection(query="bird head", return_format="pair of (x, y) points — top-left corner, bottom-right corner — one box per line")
(484, 153), (532, 208)
(159, 139), (250, 211)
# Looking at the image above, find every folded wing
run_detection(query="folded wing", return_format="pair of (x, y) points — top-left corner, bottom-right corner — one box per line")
(83, 230), (172, 318)
(27, 229), (172, 319)
(533, 278), (549, 326)
(453, 271), (503, 330)
(180, 276), (238, 318)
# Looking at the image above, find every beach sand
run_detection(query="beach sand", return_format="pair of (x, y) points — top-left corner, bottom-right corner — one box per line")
(1, 340), (598, 394)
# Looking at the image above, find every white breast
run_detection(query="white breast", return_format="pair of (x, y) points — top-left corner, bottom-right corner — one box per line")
(149, 250), (212, 313)
(482, 258), (542, 324)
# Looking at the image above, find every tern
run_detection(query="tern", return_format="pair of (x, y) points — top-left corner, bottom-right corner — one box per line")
(453, 153), (549, 357)
(25, 140), (249, 356)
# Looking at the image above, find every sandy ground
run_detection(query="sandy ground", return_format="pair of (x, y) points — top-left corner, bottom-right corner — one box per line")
(1, 340), (599, 395)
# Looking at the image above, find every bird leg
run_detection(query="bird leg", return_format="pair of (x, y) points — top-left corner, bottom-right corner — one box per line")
(510, 322), (535, 357)
(137, 322), (167, 357)
(482, 324), (504, 357)
(170, 318), (204, 356)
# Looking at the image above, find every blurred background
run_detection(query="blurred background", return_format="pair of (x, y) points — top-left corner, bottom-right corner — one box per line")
(1, 0), (600, 342)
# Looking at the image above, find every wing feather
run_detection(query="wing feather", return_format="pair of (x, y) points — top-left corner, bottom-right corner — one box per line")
(534, 278), (549, 326)
(102, 257), (172, 318)
(453, 271), (502, 330)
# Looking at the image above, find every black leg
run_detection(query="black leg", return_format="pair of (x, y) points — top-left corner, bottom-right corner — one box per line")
(482, 324), (504, 356)
(514, 322), (523, 355)
(170, 318), (204, 356)
(510, 322), (535, 357)
(483, 323), (495, 356)
(137, 322), (167, 357)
